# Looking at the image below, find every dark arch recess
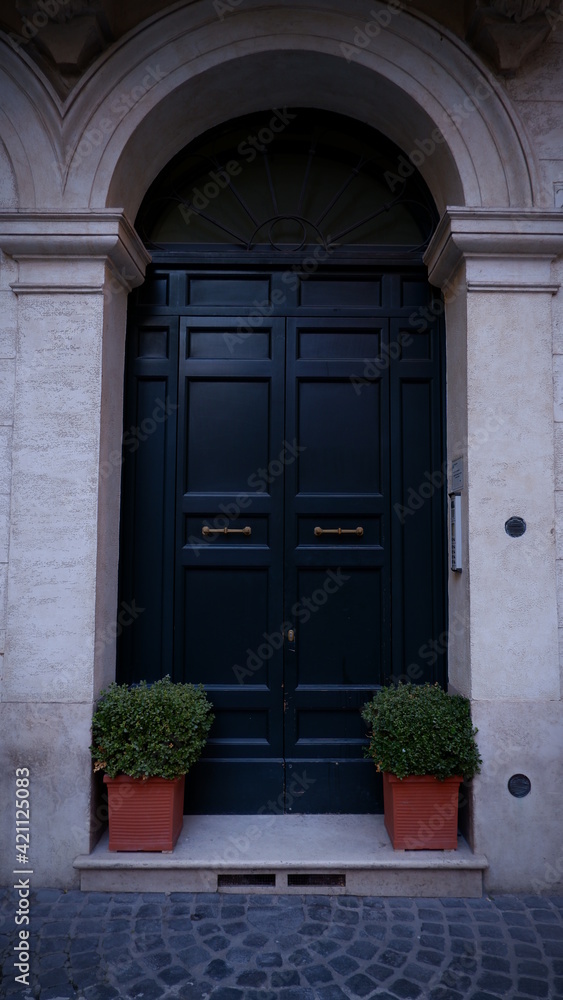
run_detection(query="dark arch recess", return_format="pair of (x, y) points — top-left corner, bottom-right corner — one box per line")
(136, 108), (438, 258)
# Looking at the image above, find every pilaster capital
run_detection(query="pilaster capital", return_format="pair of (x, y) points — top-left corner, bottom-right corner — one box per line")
(424, 208), (563, 293)
(0, 210), (150, 294)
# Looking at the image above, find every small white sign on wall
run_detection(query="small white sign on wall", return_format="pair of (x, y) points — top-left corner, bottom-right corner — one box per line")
(451, 458), (464, 492)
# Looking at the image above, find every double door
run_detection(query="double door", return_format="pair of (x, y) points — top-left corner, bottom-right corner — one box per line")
(119, 268), (446, 813)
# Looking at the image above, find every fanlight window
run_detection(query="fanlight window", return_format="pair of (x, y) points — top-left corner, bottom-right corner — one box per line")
(137, 109), (436, 254)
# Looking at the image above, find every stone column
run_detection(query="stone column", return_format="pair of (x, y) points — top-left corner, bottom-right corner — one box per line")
(425, 208), (563, 892)
(0, 212), (149, 887)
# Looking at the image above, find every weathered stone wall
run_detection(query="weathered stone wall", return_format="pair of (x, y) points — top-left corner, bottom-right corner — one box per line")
(0, 139), (18, 686)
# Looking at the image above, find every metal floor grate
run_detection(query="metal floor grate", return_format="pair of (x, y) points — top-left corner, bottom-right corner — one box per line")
(218, 873), (276, 887)
(287, 873), (346, 887)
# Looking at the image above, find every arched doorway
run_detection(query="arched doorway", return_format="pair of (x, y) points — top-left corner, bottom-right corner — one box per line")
(118, 110), (446, 814)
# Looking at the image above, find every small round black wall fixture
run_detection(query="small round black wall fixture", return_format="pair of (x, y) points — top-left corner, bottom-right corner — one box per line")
(508, 774), (531, 798)
(505, 516), (526, 538)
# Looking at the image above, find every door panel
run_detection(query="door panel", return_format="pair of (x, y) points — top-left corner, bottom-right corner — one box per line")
(117, 317), (178, 685)
(176, 317), (285, 812)
(284, 318), (389, 811)
(119, 266), (446, 815)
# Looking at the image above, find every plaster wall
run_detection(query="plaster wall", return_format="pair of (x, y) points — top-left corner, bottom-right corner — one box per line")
(0, 139), (18, 678)
(0, 254), (17, 673)
(466, 288), (559, 702)
(0, 280), (105, 887)
(0, 702), (94, 886)
(501, 30), (563, 695)
(471, 699), (563, 893)
(4, 288), (104, 703)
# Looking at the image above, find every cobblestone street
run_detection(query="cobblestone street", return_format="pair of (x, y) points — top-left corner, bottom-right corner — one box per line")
(2, 889), (563, 1000)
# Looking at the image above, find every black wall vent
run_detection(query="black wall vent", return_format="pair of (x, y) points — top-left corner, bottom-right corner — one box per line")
(287, 873), (346, 887)
(218, 873), (276, 887)
(505, 516), (526, 538)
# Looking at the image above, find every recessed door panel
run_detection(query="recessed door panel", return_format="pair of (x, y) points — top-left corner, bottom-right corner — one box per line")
(183, 568), (270, 686)
(292, 568), (384, 688)
(298, 380), (381, 495)
(185, 380), (270, 493)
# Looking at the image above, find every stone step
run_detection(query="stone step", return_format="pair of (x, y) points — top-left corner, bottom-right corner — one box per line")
(74, 814), (488, 897)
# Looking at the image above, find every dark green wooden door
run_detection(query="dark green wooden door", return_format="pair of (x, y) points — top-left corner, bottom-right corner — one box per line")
(118, 267), (446, 814)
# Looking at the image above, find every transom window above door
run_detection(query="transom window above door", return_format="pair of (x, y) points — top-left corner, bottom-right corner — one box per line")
(137, 109), (437, 254)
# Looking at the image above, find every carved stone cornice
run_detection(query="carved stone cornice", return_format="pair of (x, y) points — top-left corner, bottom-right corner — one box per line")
(0, 211), (150, 294)
(424, 208), (563, 291)
(467, 0), (562, 74)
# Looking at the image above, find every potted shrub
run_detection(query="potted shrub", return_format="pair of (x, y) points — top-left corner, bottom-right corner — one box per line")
(90, 676), (214, 851)
(361, 682), (481, 850)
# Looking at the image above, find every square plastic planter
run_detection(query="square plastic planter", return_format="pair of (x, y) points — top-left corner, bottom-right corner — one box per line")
(103, 774), (185, 851)
(383, 772), (462, 850)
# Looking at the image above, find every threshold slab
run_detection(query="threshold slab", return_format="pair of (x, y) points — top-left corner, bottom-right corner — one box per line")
(75, 814), (488, 896)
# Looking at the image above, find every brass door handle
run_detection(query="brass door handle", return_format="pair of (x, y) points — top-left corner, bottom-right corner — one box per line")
(202, 526), (251, 536)
(314, 526), (363, 537)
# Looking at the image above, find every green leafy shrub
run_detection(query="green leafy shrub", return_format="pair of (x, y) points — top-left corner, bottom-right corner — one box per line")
(361, 682), (482, 781)
(90, 676), (214, 780)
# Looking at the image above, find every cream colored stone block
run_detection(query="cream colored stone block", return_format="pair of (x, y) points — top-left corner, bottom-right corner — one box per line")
(553, 263), (563, 353)
(554, 354), (563, 423)
(506, 38), (563, 104)
(0, 138), (17, 208)
(516, 101), (563, 160)
(0, 358), (15, 424)
(0, 562), (7, 630)
(557, 557), (563, 611)
(0, 327), (16, 359)
(555, 425), (563, 490)
(4, 294), (104, 703)
(466, 291), (559, 700)
(0, 701), (94, 888)
(0, 492), (9, 563)
(0, 425), (12, 495)
(471, 700), (563, 893)
(557, 495), (563, 561)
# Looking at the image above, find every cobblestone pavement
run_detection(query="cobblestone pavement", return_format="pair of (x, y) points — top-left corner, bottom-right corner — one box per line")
(2, 889), (563, 1000)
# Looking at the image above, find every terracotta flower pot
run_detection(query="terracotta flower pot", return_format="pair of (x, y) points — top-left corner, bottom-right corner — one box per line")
(383, 772), (462, 850)
(103, 774), (185, 851)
